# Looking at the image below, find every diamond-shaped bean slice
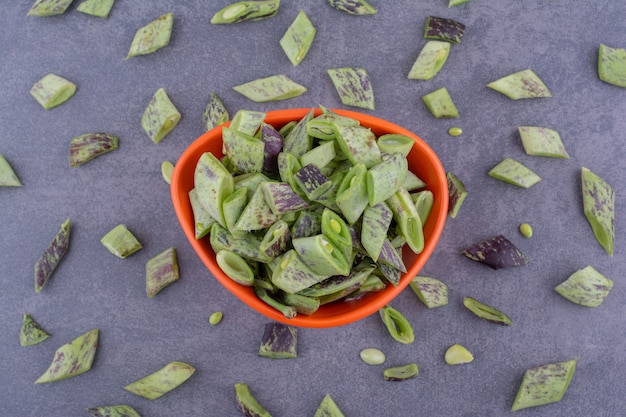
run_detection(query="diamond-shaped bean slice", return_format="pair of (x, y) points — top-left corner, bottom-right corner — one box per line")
(487, 69), (551, 99)
(518, 126), (569, 158)
(488, 158), (541, 188)
(598, 43), (626, 87)
(462, 235), (528, 269)
(511, 359), (577, 411)
(35, 329), (99, 383)
(423, 16), (465, 44)
(555, 265), (614, 307)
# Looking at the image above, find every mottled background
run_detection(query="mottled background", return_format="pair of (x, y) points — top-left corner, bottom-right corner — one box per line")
(1, 1), (625, 416)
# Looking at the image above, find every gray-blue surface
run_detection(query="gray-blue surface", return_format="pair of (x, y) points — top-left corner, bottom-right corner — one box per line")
(1, 1), (625, 416)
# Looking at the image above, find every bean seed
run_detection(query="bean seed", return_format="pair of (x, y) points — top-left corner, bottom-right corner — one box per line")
(519, 223), (533, 238)
(448, 127), (463, 137)
(360, 348), (386, 365)
(208, 311), (223, 325)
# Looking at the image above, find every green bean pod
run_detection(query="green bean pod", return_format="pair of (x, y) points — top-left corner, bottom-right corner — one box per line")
(20, 314), (50, 346)
(30, 73), (76, 109)
(34, 218), (70, 292)
(314, 394), (346, 417)
(233, 74), (307, 102)
(581, 167), (614, 256)
(145, 247), (179, 298)
(234, 383), (273, 417)
(328, 0), (377, 15)
(211, 0), (280, 24)
(412, 190), (434, 225)
(76, 0), (115, 18)
(254, 287), (297, 319)
(202, 93), (230, 131)
(366, 152), (408, 206)
(383, 363), (419, 381)
(259, 220), (291, 259)
(230, 109), (266, 136)
(271, 250), (330, 294)
(85, 405), (141, 417)
(234, 186), (281, 231)
(280, 10), (316, 66)
(141, 87), (181, 143)
(327, 67), (375, 110)
(334, 124), (381, 168)
(35, 329), (99, 383)
(335, 163), (369, 225)
(27, 0), (73, 16)
(292, 234), (351, 276)
(127, 13), (173, 58)
(216, 250), (255, 286)
(463, 296), (512, 326)
(379, 305), (414, 344)
(321, 208), (353, 263)
(188, 188), (216, 239)
(258, 322), (298, 358)
(194, 152), (234, 228)
(100, 224), (142, 258)
(386, 187), (424, 254)
(124, 361), (196, 400)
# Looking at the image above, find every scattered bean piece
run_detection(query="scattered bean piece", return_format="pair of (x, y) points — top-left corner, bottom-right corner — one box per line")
(258, 322), (298, 359)
(327, 67), (375, 110)
(141, 87), (181, 144)
(383, 363), (419, 381)
(487, 69), (551, 99)
(359, 348), (386, 365)
(408, 41), (450, 80)
(422, 87), (459, 118)
(126, 13), (173, 58)
(488, 158), (542, 188)
(280, 10), (316, 66)
(462, 235), (528, 269)
(555, 265), (613, 307)
(20, 313), (50, 346)
(314, 394), (346, 417)
(35, 218), (70, 292)
(124, 361), (195, 400)
(379, 305), (414, 344)
(423, 16), (466, 44)
(447, 127), (462, 137)
(85, 405), (140, 417)
(30, 73), (76, 110)
(449, 0), (471, 6)
(234, 383), (273, 417)
(519, 223), (533, 238)
(233, 74), (307, 102)
(328, 0), (376, 15)
(100, 224), (142, 258)
(0, 153), (22, 186)
(511, 359), (577, 411)
(27, 0), (73, 16)
(145, 247), (179, 298)
(409, 276), (448, 308)
(203, 93), (230, 131)
(35, 328), (99, 383)
(518, 126), (569, 158)
(211, 0), (280, 24)
(598, 43), (626, 87)
(446, 171), (467, 218)
(69, 133), (118, 168)
(209, 311), (223, 325)
(463, 296), (512, 326)
(444, 344), (474, 365)
(581, 167), (614, 256)
(161, 160), (174, 184)
(76, 0), (115, 18)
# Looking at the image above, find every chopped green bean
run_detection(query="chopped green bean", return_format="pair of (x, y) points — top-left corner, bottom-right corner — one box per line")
(258, 322), (298, 358)
(211, 0), (280, 24)
(328, 0), (376, 15)
(69, 133), (118, 168)
(145, 247), (179, 298)
(194, 152), (235, 228)
(581, 167), (614, 255)
(446, 172), (467, 219)
(487, 69), (551, 99)
(412, 190), (434, 225)
(30, 73), (76, 110)
(124, 361), (196, 400)
(100, 224), (142, 258)
(408, 40), (450, 80)
(366, 153), (407, 205)
(280, 10), (316, 66)
(216, 249), (255, 286)
(76, 0), (115, 18)
(233, 74), (307, 102)
(314, 394), (346, 417)
(360, 202), (393, 261)
(377, 134), (414, 156)
(234, 383), (273, 417)
(422, 87), (459, 118)
(0, 154), (22, 186)
(27, 0), (72, 16)
(518, 126), (569, 158)
(409, 276), (448, 309)
(423, 16), (465, 44)
(463, 296), (512, 326)
(20, 314), (50, 346)
(379, 305), (414, 344)
(126, 13), (173, 58)
(141, 87), (181, 143)
(449, 0), (471, 6)
(488, 158), (542, 188)
(598, 43), (626, 87)
(202, 93), (230, 131)
(254, 287), (297, 319)
(327, 67), (375, 109)
(35, 329), (99, 383)
(383, 363), (419, 381)
(85, 405), (141, 417)
(35, 218), (70, 292)
(511, 359), (577, 411)
(555, 265), (613, 307)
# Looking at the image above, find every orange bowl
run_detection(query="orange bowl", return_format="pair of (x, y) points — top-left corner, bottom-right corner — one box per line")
(171, 108), (448, 328)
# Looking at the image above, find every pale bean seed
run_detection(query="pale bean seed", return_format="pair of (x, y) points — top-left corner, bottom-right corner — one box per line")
(448, 127), (463, 137)
(519, 223), (533, 238)
(360, 348), (386, 365)
(209, 311), (223, 325)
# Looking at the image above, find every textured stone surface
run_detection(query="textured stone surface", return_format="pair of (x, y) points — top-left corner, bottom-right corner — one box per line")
(2, 1), (625, 416)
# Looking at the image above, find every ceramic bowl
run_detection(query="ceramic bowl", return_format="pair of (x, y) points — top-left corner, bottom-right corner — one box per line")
(171, 108), (448, 328)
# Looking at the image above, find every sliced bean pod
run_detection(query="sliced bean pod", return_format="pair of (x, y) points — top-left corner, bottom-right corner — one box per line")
(294, 164), (333, 200)
(299, 265), (373, 298)
(386, 187), (424, 254)
(189, 188), (216, 239)
(598, 43), (626, 87)
(280, 10), (316, 66)
(383, 363), (419, 381)
(300, 140), (336, 169)
(223, 127), (265, 174)
(259, 219), (291, 258)
(145, 247), (179, 298)
(408, 40), (451, 80)
(234, 383), (273, 417)
(0, 153), (22, 186)
(282, 108), (314, 158)
(222, 187), (249, 235)
(321, 208), (352, 262)
(335, 163), (369, 225)
(377, 134), (414, 156)
(203, 93), (230, 131)
(20, 313), (50, 346)
(366, 153), (407, 205)
(230, 109), (266, 136)
(409, 276), (448, 309)
(488, 158), (541, 188)
(126, 13), (173, 58)
(412, 190), (434, 225)
(216, 250), (255, 286)
(423, 16), (465, 44)
(254, 287), (297, 319)
(234, 186), (281, 231)
(422, 87), (459, 118)
(85, 405), (140, 417)
(462, 235), (528, 269)
(124, 361), (195, 400)
(292, 234), (350, 276)
(30, 73), (76, 110)
(334, 124), (381, 168)
(511, 359), (577, 411)
(360, 202), (393, 261)
(314, 394), (346, 417)
(76, 0), (115, 18)
(449, 0), (471, 6)
(555, 265), (613, 307)
(327, 67), (375, 110)
(463, 296), (512, 326)
(211, 0), (280, 24)
(260, 123), (284, 176)
(233, 74), (307, 102)
(141, 87), (181, 143)
(279, 292), (320, 315)
(194, 152), (235, 227)
(27, 0), (72, 16)
(581, 167), (614, 255)
(379, 305), (414, 344)
(69, 133), (118, 168)
(210, 223), (270, 262)
(518, 126), (569, 158)
(100, 224), (142, 258)
(35, 218), (70, 292)
(446, 171), (467, 218)
(271, 250), (329, 294)
(258, 322), (298, 359)
(328, 0), (376, 15)
(35, 328), (99, 383)
(487, 69), (551, 99)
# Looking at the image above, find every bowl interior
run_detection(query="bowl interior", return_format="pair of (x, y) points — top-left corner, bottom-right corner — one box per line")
(171, 108), (448, 328)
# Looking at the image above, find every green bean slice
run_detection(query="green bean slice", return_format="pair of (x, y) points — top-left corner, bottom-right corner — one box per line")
(145, 247), (179, 298)
(555, 265), (613, 307)
(314, 394), (346, 417)
(141, 88), (181, 144)
(76, 0), (115, 18)
(20, 314), (50, 346)
(511, 359), (577, 411)
(379, 305), (414, 344)
(35, 218), (70, 292)
(85, 405), (141, 417)
(581, 167), (614, 255)
(27, 0), (73, 16)
(463, 296), (512, 326)
(328, 0), (376, 15)
(487, 69), (551, 99)
(518, 126), (569, 158)
(327, 67), (375, 110)
(422, 87), (459, 118)
(280, 10), (316, 66)
(126, 13), (173, 58)
(0, 153), (22, 186)
(234, 383), (273, 417)
(124, 361), (195, 400)
(211, 0), (280, 24)
(488, 158), (541, 188)
(383, 363), (419, 381)
(233, 74), (307, 102)
(100, 224), (142, 258)
(35, 329), (99, 383)
(30, 73), (76, 110)
(69, 133), (119, 168)
(202, 93), (230, 131)
(598, 43), (626, 87)
(216, 250), (255, 286)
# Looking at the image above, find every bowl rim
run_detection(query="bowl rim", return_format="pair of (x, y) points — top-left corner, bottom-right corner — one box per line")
(171, 107), (448, 328)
